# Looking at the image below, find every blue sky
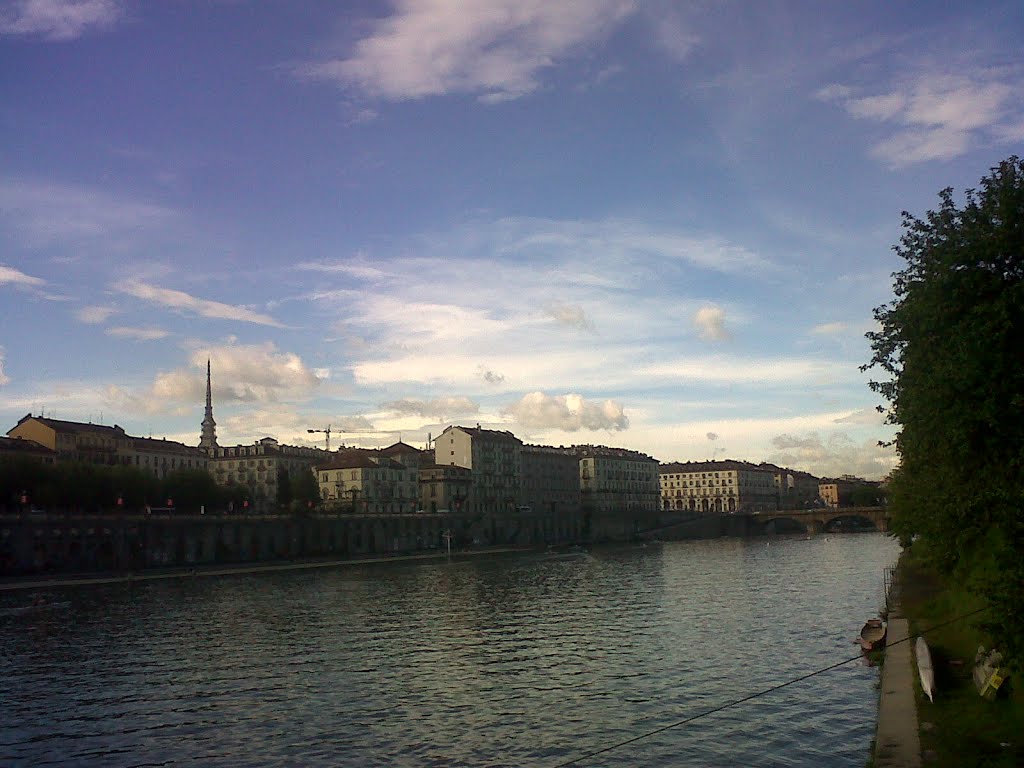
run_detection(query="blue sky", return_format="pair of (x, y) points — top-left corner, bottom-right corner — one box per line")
(2, 1), (1022, 479)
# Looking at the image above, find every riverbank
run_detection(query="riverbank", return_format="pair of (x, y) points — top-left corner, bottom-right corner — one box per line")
(880, 551), (1023, 767)
(0, 546), (534, 592)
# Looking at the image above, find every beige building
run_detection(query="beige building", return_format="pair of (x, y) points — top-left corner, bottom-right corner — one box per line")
(208, 437), (328, 511)
(0, 435), (56, 464)
(7, 414), (206, 477)
(659, 460), (778, 514)
(316, 448), (417, 514)
(418, 463), (472, 514)
(573, 445), (660, 514)
(520, 445), (582, 517)
(435, 425), (523, 515)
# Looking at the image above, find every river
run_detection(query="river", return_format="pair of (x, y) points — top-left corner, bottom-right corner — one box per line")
(1, 533), (899, 767)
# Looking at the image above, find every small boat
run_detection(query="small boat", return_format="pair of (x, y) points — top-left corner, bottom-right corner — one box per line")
(916, 636), (935, 702)
(858, 618), (887, 651)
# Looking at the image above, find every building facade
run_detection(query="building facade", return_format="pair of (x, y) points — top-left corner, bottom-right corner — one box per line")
(208, 437), (327, 511)
(659, 460), (778, 513)
(435, 425), (523, 515)
(316, 449), (417, 514)
(573, 445), (660, 514)
(0, 435), (56, 464)
(520, 445), (582, 517)
(7, 415), (206, 477)
(418, 463), (472, 514)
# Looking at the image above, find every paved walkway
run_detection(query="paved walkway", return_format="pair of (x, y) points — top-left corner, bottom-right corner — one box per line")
(874, 613), (921, 767)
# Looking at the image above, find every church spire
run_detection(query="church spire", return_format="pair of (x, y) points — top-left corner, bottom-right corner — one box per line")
(199, 358), (218, 452)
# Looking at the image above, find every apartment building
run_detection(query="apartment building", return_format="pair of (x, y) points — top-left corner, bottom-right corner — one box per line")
(0, 435), (56, 464)
(520, 444), (582, 517)
(435, 425), (523, 515)
(572, 445), (660, 514)
(208, 437), (327, 511)
(659, 460), (777, 513)
(418, 462), (472, 514)
(7, 414), (206, 477)
(316, 448), (417, 514)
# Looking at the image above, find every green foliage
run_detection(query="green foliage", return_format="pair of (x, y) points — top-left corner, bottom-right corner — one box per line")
(0, 458), (235, 513)
(849, 484), (885, 507)
(290, 468), (321, 509)
(276, 467), (293, 507)
(865, 156), (1024, 664)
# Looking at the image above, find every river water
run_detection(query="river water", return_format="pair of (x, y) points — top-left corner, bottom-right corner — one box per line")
(1, 533), (899, 767)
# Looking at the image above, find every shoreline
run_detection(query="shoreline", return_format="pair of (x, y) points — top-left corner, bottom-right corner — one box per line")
(0, 546), (534, 592)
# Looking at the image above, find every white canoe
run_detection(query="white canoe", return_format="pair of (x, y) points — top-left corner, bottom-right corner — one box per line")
(916, 636), (935, 702)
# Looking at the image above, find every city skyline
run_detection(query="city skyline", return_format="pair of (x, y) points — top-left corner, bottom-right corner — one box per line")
(3, 1), (1023, 480)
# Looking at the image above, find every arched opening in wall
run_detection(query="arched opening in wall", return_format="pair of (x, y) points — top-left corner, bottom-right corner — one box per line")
(728, 497), (736, 512)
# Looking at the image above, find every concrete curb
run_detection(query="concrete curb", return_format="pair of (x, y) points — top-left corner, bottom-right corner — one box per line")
(874, 614), (921, 767)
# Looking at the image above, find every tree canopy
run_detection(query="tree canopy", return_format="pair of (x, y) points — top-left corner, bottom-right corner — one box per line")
(865, 156), (1024, 664)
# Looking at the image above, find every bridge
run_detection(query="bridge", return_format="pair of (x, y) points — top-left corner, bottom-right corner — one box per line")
(746, 506), (889, 534)
(638, 506), (889, 540)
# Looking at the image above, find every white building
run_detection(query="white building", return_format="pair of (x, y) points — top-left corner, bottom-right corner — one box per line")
(659, 460), (778, 514)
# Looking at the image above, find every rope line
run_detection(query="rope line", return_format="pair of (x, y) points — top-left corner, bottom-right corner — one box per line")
(551, 606), (989, 767)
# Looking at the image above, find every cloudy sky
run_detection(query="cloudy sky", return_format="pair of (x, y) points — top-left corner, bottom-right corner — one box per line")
(2, 1), (1022, 479)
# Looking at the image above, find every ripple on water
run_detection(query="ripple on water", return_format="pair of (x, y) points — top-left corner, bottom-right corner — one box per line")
(0, 534), (898, 767)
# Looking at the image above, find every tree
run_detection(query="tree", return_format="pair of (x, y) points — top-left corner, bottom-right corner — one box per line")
(290, 468), (321, 512)
(864, 156), (1024, 664)
(276, 467), (293, 508)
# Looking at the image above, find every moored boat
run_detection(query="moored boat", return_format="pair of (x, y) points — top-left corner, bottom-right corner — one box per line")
(857, 618), (887, 651)
(916, 636), (935, 702)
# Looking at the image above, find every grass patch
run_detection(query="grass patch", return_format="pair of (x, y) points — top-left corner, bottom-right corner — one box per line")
(897, 550), (1023, 767)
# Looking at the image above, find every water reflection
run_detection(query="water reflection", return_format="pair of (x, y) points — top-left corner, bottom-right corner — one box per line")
(1, 534), (898, 767)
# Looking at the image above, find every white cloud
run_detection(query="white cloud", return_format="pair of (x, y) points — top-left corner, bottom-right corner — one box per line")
(113, 280), (284, 328)
(767, 432), (896, 479)
(832, 407), (885, 426)
(105, 326), (169, 341)
(693, 304), (730, 342)
(104, 343), (325, 416)
(638, 356), (831, 384)
(819, 72), (1023, 167)
(810, 322), (848, 336)
(0, 0), (122, 41)
(0, 178), (174, 245)
(300, 0), (636, 102)
(544, 302), (593, 331)
(76, 305), (117, 324)
(0, 346), (9, 385)
(381, 396), (479, 418)
(646, 6), (698, 61)
(0, 263), (45, 287)
(503, 391), (628, 432)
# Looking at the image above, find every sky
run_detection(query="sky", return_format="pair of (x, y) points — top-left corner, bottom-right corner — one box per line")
(1, 1), (1022, 480)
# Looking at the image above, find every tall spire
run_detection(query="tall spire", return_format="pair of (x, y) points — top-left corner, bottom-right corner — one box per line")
(199, 358), (218, 452)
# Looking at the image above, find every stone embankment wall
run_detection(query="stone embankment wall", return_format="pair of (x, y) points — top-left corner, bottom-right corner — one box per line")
(1, 509), (584, 576)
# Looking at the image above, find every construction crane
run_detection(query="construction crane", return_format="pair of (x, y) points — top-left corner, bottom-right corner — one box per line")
(307, 425), (332, 451)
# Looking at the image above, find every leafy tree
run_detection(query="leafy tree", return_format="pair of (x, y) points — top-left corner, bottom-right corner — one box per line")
(864, 156), (1024, 664)
(276, 467), (293, 508)
(162, 469), (223, 512)
(290, 468), (321, 511)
